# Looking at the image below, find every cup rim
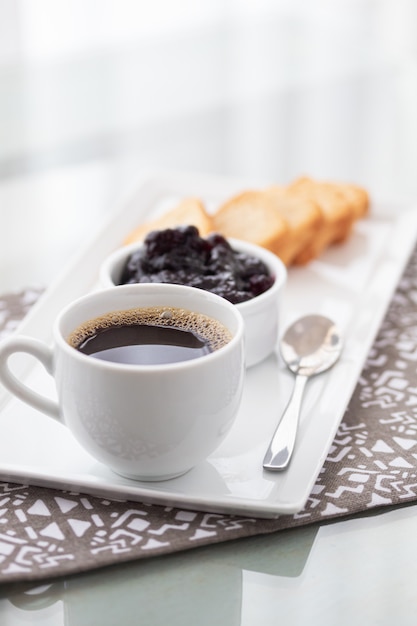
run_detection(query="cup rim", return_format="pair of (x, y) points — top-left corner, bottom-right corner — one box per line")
(54, 283), (245, 371)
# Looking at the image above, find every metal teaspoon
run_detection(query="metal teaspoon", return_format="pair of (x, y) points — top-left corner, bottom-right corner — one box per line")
(263, 314), (343, 471)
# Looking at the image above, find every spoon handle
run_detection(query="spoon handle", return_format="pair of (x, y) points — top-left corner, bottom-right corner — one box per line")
(263, 373), (308, 471)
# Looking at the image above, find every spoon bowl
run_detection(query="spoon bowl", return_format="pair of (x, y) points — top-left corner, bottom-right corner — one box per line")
(263, 314), (343, 471)
(281, 314), (342, 376)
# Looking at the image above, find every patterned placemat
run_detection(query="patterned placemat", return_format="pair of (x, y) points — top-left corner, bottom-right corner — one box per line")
(1, 250), (417, 583)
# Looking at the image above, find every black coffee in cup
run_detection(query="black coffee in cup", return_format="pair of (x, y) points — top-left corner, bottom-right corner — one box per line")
(67, 306), (231, 365)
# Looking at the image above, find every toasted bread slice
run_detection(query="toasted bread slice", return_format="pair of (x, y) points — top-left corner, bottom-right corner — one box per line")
(336, 183), (370, 219)
(265, 185), (323, 265)
(213, 190), (289, 256)
(286, 177), (358, 262)
(123, 197), (214, 244)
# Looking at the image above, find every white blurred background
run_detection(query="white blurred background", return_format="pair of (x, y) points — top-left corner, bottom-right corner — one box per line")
(0, 0), (416, 291)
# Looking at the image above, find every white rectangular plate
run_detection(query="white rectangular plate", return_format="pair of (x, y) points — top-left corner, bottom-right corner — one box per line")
(1, 171), (417, 518)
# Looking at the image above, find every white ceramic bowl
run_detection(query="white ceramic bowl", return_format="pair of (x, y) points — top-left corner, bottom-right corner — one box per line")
(99, 238), (287, 367)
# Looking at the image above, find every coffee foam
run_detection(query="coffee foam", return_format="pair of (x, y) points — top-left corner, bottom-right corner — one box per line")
(67, 306), (232, 352)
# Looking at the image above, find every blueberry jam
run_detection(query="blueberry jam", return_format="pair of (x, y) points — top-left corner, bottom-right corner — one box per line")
(119, 226), (275, 304)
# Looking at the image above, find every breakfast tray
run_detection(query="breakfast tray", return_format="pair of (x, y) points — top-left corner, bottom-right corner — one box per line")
(1, 171), (417, 521)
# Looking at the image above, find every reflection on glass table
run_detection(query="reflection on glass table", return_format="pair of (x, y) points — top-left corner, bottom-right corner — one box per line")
(2, 505), (417, 625)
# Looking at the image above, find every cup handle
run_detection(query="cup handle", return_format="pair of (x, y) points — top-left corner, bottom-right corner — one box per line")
(0, 337), (61, 420)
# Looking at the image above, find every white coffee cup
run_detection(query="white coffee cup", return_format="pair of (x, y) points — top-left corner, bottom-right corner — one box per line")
(0, 284), (245, 481)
